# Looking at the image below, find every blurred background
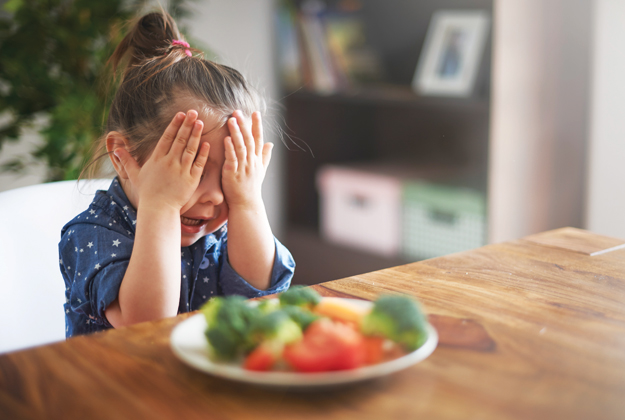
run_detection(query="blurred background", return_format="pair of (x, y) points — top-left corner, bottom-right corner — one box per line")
(0, 0), (623, 286)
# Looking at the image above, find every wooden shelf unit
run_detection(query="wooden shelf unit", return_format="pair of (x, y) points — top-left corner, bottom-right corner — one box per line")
(278, 0), (494, 284)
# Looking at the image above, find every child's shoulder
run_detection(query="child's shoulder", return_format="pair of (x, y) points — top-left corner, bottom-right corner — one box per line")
(60, 180), (137, 241)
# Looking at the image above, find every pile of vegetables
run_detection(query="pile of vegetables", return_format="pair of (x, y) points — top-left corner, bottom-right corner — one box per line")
(200, 286), (429, 372)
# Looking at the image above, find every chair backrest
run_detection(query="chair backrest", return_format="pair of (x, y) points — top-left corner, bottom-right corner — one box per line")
(0, 179), (112, 353)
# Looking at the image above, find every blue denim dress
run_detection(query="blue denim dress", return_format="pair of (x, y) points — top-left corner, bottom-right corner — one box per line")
(59, 178), (294, 337)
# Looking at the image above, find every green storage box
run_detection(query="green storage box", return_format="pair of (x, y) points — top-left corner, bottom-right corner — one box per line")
(403, 182), (486, 260)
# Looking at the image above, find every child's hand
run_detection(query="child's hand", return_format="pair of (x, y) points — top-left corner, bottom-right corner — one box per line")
(113, 110), (209, 211)
(222, 110), (273, 210)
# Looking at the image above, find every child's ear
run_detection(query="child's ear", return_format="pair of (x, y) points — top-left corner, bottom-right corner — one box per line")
(106, 131), (131, 180)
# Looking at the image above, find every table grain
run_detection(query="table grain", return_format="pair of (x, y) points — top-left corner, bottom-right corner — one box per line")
(1, 227), (624, 420)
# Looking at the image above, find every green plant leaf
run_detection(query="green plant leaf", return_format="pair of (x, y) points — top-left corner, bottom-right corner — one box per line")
(0, 0), (199, 181)
(3, 0), (22, 13)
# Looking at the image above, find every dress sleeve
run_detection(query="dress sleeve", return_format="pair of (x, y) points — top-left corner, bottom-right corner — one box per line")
(218, 236), (295, 298)
(59, 223), (132, 327)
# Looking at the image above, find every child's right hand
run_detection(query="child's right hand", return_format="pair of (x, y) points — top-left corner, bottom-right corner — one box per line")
(113, 110), (209, 211)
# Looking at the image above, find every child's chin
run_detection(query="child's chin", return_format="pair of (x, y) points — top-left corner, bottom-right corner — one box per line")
(180, 223), (226, 248)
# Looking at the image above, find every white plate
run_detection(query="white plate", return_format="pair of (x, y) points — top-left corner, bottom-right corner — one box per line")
(170, 298), (438, 388)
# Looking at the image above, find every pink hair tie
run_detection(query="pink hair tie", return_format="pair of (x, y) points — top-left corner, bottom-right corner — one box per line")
(172, 39), (192, 57)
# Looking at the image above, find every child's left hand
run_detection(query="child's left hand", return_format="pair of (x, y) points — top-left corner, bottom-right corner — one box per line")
(221, 110), (273, 210)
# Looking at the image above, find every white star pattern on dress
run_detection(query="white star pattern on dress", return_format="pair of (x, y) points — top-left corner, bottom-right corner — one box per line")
(95, 263), (101, 270)
(80, 249), (83, 253)
(123, 206), (128, 210)
(89, 209), (95, 215)
(111, 253), (116, 257)
(112, 239), (121, 247)
(87, 242), (93, 248)
(203, 277), (209, 283)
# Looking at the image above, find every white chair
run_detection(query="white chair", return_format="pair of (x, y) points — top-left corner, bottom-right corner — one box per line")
(0, 179), (112, 353)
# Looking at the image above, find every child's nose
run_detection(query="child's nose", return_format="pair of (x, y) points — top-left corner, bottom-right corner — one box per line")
(198, 178), (224, 206)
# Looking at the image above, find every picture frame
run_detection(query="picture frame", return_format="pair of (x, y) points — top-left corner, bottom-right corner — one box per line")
(412, 10), (490, 97)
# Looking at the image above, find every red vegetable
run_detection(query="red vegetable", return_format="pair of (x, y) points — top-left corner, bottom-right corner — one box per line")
(283, 318), (365, 372)
(362, 336), (385, 365)
(243, 342), (281, 371)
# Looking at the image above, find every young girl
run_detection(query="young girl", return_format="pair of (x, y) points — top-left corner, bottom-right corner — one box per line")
(59, 11), (295, 337)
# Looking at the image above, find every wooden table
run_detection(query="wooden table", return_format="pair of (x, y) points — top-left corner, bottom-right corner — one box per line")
(2, 227), (625, 420)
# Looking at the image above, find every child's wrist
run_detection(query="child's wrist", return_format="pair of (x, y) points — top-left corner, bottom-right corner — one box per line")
(138, 194), (182, 213)
(137, 202), (181, 222)
(227, 198), (265, 215)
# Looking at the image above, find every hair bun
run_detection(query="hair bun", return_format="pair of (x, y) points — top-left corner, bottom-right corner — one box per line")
(110, 11), (183, 73)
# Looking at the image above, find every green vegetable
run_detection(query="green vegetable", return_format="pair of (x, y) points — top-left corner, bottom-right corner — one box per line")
(256, 299), (280, 314)
(278, 285), (322, 308)
(281, 305), (320, 330)
(201, 296), (259, 360)
(360, 295), (428, 352)
(249, 310), (303, 346)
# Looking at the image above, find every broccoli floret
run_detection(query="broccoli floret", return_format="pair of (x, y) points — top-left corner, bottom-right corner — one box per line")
(249, 310), (303, 346)
(360, 295), (428, 352)
(205, 325), (242, 358)
(281, 305), (320, 330)
(201, 296), (260, 360)
(278, 285), (321, 308)
(256, 299), (280, 314)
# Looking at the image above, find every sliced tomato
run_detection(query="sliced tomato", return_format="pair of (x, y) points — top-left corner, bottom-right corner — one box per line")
(283, 318), (365, 372)
(362, 336), (385, 364)
(243, 342), (281, 371)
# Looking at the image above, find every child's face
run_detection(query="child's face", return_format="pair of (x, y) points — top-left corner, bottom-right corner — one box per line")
(178, 109), (230, 247)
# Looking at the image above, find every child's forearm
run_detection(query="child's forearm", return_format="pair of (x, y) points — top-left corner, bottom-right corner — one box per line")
(226, 201), (275, 290)
(106, 205), (182, 327)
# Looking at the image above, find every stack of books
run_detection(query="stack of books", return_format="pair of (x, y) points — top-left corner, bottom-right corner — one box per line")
(275, 0), (383, 94)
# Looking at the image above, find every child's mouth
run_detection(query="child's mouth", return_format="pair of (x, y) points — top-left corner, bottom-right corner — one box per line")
(181, 216), (207, 227)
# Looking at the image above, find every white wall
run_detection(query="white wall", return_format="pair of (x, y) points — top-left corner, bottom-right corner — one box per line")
(489, 0), (592, 243)
(0, 126), (46, 192)
(586, 0), (625, 239)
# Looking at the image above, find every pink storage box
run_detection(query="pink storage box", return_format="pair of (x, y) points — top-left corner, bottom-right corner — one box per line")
(316, 165), (403, 256)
